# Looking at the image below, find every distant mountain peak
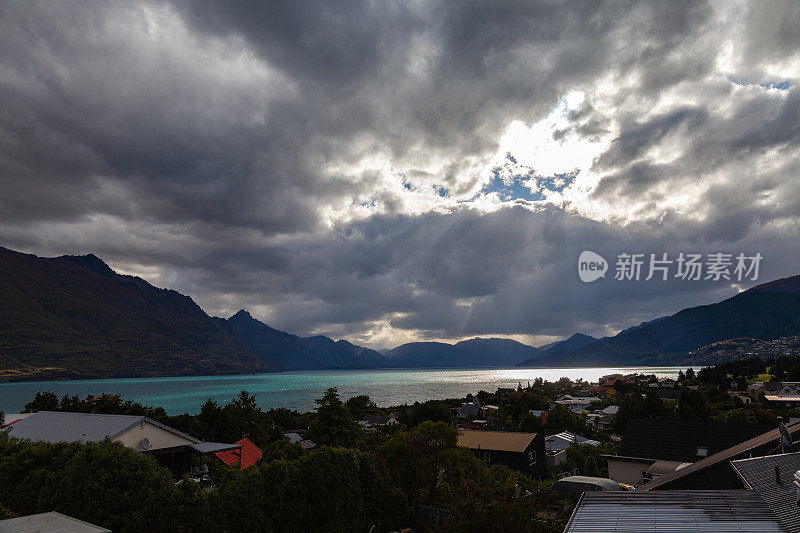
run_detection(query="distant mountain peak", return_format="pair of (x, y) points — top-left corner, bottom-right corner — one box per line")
(230, 309), (253, 320)
(60, 253), (115, 277)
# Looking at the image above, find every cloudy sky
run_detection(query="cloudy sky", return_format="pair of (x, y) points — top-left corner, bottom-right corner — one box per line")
(1, 0), (798, 349)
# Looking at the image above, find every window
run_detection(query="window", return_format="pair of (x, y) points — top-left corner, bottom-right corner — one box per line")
(481, 450), (491, 462)
(696, 446), (708, 457)
(528, 451), (537, 465)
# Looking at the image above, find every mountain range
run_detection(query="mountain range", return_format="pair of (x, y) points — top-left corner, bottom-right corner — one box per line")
(2, 245), (800, 380)
(519, 276), (800, 367)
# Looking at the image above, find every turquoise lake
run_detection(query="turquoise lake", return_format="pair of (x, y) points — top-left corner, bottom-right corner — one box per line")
(0, 366), (688, 415)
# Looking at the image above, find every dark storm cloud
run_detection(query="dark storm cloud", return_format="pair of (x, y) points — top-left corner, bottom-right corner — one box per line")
(0, 0), (798, 347)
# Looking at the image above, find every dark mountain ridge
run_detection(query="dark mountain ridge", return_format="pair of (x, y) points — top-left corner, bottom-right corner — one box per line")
(226, 310), (389, 370)
(0, 247), (272, 380)
(385, 337), (539, 367)
(3, 245), (800, 378)
(531, 275), (800, 366)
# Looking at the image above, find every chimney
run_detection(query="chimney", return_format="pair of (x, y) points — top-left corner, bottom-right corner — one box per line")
(775, 465), (781, 484)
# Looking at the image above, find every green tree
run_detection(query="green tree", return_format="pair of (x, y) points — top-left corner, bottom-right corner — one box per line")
(380, 421), (458, 503)
(344, 394), (375, 418)
(0, 437), (210, 532)
(197, 398), (225, 442)
(583, 456), (600, 477)
(306, 388), (361, 447)
(677, 389), (711, 421)
(211, 447), (406, 532)
(399, 400), (453, 426)
(23, 391), (59, 412)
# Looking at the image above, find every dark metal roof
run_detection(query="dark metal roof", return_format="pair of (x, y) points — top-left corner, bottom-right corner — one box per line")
(639, 420), (800, 491)
(620, 419), (771, 463)
(565, 490), (787, 532)
(5, 411), (201, 445)
(189, 442), (242, 454)
(6, 411), (145, 443)
(0, 511), (110, 532)
(732, 452), (800, 533)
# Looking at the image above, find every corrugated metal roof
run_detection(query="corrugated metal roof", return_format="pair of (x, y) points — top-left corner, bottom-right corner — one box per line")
(640, 420), (800, 491)
(188, 442), (241, 454)
(216, 437), (263, 469)
(6, 411), (145, 443)
(5, 411), (200, 445)
(546, 431), (600, 452)
(732, 452), (800, 533)
(565, 490), (787, 532)
(0, 511), (110, 532)
(457, 430), (536, 452)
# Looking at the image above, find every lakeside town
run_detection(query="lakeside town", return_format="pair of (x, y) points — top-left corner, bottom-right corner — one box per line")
(2, 353), (800, 532)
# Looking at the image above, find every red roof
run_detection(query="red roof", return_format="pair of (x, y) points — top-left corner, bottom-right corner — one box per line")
(215, 437), (262, 469)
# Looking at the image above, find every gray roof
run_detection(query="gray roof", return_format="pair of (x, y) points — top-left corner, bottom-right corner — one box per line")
(640, 419), (800, 491)
(545, 431), (600, 452)
(5, 411), (200, 444)
(732, 452), (800, 533)
(189, 442), (242, 454)
(565, 490), (787, 532)
(0, 511), (110, 533)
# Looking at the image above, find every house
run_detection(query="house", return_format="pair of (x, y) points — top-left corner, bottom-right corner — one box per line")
(585, 413), (602, 428)
(600, 405), (619, 416)
(603, 419), (771, 486)
(545, 431), (599, 468)
(215, 437), (263, 470)
(763, 381), (800, 408)
(728, 391), (752, 404)
(587, 386), (610, 399)
(586, 405), (618, 430)
(457, 397), (482, 418)
(457, 430), (545, 476)
(658, 377), (675, 389)
(731, 452), (800, 533)
(359, 414), (399, 428)
(552, 395), (599, 414)
(545, 431), (600, 453)
(564, 490), (785, 533)
(0, 511), (111, 533)
(748, 381), (765, 400)
(3, 411), (242, 479)
(495, 387), (515, 396)
(528, 410), (548, 425)
(284, 431), (316, 449)
(639, 419), (800, 491)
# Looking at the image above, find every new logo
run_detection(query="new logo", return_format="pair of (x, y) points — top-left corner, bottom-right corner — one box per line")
(578, 251), (608, 283)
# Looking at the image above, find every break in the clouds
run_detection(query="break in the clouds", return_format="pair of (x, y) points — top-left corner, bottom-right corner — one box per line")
(0, 0), (798, 348)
